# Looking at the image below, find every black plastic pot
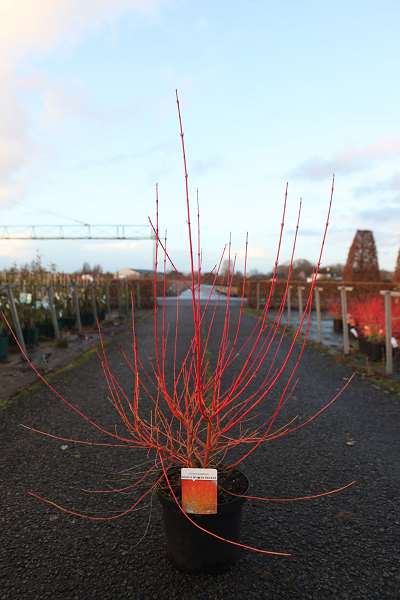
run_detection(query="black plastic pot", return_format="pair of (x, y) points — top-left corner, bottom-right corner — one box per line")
(23, 326), (39, 348)
(80, 312), (95, 326)
(37, 320), (55, 339)
(158, 472), (248, 573)
(333, 317), (343, 333)
(0, 336), (8, 362)
(358, 336), (384, 361)
(59, 316), (75, 330)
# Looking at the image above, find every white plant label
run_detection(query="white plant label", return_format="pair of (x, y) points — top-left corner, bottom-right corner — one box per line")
(181, 468), (218, 482)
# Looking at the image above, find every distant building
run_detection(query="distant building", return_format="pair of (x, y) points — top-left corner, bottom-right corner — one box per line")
(116, 268), (141, 280)
(116, 268), (161, 280)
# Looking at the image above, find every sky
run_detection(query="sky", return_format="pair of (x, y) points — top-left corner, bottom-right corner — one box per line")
(1, 0), (400, 274)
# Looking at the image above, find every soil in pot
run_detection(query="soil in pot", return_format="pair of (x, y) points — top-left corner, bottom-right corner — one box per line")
(157, 468), (248, 574)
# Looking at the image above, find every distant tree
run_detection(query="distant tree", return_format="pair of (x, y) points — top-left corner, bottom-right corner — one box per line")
(92, 264), (103, 275)
(275, 259), (315, 280)
(30, 251), (45, 273)
(248, 268), (260, 277)
(221, 259), (233, 276)
(81, 262), (91, 274)
(343, 230), (380, 281)
(381, 269), (394, 282)
(393, 249), (400, 283)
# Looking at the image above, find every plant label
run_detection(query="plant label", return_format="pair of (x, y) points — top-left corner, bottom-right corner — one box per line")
(181, 468), (217, 514)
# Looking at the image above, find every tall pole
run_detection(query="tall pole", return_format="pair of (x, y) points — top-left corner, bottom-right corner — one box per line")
(48, 286), (61, 340)
(287, 285), (292, 324)
(297, 286), (305, 317)
(73, 285), (82, 334)
(256, 282), (261, 311)
(117, 281), (123, 317)
(338, 286), (353, 355)
(90, 286), (98, 324)
(105, 283), (111, 319)
(5, 284), (26, 354)
(380, 291), (400, 375)
(314, 287), (323, 343)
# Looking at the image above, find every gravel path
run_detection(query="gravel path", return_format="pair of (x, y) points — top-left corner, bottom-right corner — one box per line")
(1, 303), (399, 600)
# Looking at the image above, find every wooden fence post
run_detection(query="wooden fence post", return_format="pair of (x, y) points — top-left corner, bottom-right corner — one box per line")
(287, 285), (292, 324)
(380, 290), (400, 375)
(91, 286), (98, 324)
(124, 280), (129, 314)
(48, 286), (61, 340)
(117, 281), (123, 316)
(338, 286), (353, 355)
(5, 284), (27, 354)
(297, 286), (305, 317)
(105, 284), (111, 318)
(73, 285), (82, 334)
(314, 287), (323, 343)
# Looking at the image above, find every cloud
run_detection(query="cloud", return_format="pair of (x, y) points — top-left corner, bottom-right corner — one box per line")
(358, 197), (400, 224)
(291, 137), (400, 180)
(0, 1), (164, 60)
(287, 227), (323, 237)
(354, 173), (400, 196)
(70, 141), (173, 172)
(0, 238), (27, 259)
(0, 0), (167, 207)
(192, 157), (222, 177)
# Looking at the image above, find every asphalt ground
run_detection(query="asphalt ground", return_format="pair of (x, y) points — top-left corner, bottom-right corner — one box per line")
(1, 303), (399, 600)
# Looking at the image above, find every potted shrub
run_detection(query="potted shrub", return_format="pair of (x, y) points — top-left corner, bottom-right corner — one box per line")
(59, 296), (76, 331)
(352, 297), (386, 362)
(327, 299), (344, 333)
(20, 304), (39, 349)
(9, 93), (354, 573)
(0, 321), (9, 362)
(327, 298), (355, 334)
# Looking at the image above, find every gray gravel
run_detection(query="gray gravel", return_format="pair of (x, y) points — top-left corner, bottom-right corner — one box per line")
(1, 303), (399, 600)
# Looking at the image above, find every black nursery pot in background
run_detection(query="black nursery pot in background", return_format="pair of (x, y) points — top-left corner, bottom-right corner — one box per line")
(0, 336), (8, 362)
(333, 318), (343, 333)
(37, 320), (55, 339)
(157, 471), (249, 574)
(358, 336), (384, 362)
(23, 326), (39, 348)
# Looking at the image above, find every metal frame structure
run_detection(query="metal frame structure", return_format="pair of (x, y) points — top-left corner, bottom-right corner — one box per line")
(0, 224), (154, 241)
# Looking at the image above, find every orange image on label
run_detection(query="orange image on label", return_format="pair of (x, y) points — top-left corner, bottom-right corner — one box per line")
(181, 468), (218, 514)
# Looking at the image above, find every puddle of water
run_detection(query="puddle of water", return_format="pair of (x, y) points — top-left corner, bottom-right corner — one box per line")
(159, 284), (244, 303)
